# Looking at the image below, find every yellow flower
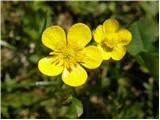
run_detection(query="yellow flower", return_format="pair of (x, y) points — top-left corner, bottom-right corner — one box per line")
(94, 18), (132, 60)
(38, 23), (103, 87)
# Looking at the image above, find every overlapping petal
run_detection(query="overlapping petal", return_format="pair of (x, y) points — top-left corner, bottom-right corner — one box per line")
(94, 25), (105, 43)
(110, 45), (126, 60)
(118, 28), (132, 45)
(42, 26), (66, 50)
(81, 46), (103, 69)
(98, 45), (126, 61)
(67, 23), (92, 47)
(62, 64), (87, 87)
(38, 57), (63, 76)
(97, 45), (111, 60)
(103, 18), (119, 33)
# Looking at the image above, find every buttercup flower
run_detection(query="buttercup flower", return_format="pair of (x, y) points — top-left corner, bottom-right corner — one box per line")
(94, 18), (132, 60)
(38, 23), (103, 87)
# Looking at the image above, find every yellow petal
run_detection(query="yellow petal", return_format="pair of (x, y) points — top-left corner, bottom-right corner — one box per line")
(94, 25), (105, 43)
(97, 45), (111, 60)
(42, 26), (66, 50)
(38, 57), (63, 76)
(81, 46), (103, 69)
(111, 45), (126, 60)
(62, 64), (87, 87)
(118, 28), (132, 45)
(103, 18), (119, 33)
(67, 23), (92, 47)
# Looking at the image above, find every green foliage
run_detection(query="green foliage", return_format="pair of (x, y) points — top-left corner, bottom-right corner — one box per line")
(128, 17), (157, 56)
(61, 97), (83, 118)
(1, 1), (159, 119)
(66, 1), (99, 15)
(22, 2), (53, 40)
(140, 53), (159, 82)
(140, 1), (159, 17)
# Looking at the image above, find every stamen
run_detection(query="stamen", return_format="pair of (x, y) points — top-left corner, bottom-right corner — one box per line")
(51, 58), (59, 64)
(101, 41), (113, 52)
(66, 63), (78, 72)
(49, 46), (84, 70)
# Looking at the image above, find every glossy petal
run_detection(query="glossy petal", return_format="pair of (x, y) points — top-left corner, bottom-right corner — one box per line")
(67, 23), (92, 47)
(118, 28), (132, 45)
(38, 57), (63, 76)
(111, 45), (126, 60)
(97, 45), (111, 60)
(103, 18), (119, 33)
(94, 25), (105, 43)
(62, 64), (87, 87)
(81, 46), (103, 69)
(42, 26), (66, 50)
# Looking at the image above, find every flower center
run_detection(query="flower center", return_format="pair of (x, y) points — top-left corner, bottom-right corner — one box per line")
(50, 46), (84, 71)
(101, 41), (113, 52)
(105, 33), (118, 48)
(101, 33), (119, 51)
(62, 48), (75, 60)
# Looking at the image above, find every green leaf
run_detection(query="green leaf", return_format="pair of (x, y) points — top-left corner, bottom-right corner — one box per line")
(62, 97), (83, 118)
(71, 97), (83, 117)
(1, 106), (9, 118)
(66, 1), (99, 15)
(135, 52), (158, 82)
(127, 17), (157, 56)
(22, 2), (52, 41)
(140, 52), (159, 81)
(3, 74), (16, 92)
(140, 1), (159, 17)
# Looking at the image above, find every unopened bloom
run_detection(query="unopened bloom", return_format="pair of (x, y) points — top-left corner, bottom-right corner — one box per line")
(94, 18), (132, 60)
(38, 23), (103, 87)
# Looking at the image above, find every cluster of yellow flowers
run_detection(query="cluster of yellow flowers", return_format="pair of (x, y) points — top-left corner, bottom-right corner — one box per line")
(38, 18), (132, 87)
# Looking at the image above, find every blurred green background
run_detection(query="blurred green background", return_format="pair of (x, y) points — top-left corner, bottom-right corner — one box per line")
(1, 1), (159, 119)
